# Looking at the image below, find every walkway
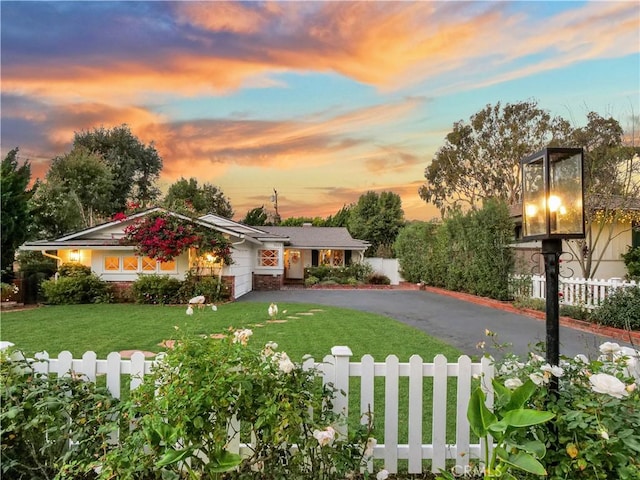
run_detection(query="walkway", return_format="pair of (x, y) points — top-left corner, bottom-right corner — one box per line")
(238, 288), (636, 359)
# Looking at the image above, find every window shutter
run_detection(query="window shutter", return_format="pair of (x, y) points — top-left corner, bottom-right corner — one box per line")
(312, 250), (319, 266)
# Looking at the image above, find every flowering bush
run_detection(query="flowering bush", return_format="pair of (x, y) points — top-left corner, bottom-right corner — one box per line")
(491, 341), (640, 479)
(1, 349), (120, 479)
(101, 328), (374, 479)
(0, 282), (19, 302)
(122, 212), (232, 264)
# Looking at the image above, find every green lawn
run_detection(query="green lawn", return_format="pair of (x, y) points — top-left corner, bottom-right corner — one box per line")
(1, 302), (472, 452)
(0, 302), (462, 361)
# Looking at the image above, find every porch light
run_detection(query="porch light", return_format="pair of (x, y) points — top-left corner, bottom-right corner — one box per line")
(521, 147), (585, 378)
(69, 250), (80, 262)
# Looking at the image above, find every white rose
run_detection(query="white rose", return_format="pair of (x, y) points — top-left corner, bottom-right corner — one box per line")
(574, 354), (589, 364)
(376, 470), (389, 480)
(504, 378), (523, 390)
(589, 373), (629, 399)
(541, 364), (565, 378)
(364, 437), (377, 457)
(313, 426), (336, 447)
(275, 352), (295, 374)
(529, 372), (547, 386)
(529, 353), (545, 363)
(233, 329), (253, 345)
(599, 342), (621, 355)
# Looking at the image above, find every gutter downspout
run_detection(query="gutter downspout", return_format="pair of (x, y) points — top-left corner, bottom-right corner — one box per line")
(41, 251), (63, 281)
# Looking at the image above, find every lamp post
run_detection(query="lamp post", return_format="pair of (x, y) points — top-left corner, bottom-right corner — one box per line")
(521, 147), (585, 369)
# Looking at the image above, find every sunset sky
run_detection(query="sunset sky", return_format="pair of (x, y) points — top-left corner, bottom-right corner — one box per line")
(2, 1), (639, 222)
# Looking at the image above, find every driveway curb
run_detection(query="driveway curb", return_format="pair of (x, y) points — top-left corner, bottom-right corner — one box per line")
(423, 286), (640, 345)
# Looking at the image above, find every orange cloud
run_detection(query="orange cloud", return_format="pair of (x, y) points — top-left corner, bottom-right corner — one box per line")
(3, 1), (635, 107)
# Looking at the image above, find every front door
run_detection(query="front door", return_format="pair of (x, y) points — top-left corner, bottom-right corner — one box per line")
(285, 249), (304, 279)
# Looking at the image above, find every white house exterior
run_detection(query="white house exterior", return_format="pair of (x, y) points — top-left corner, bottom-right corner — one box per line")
(19, 208), (370, 299)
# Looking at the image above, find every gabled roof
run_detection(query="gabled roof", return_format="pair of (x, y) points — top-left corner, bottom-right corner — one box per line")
(258, 226), (370, 250)
(20, 208), (271, 250)
(198, 214), (288, 243)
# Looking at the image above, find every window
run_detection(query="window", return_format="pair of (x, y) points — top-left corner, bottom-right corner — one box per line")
(104, 257), (120, 271)
(259, 249), (279, 267)
(319, 249), (344, 266)
(141, 257), (156, 271)
(123, 256), (138, 271)
(160, 259), (176, 271)
(104, 254), (177, 273)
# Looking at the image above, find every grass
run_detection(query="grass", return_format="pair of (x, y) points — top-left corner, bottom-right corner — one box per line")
(0, 302), (463, 361)
(1, 302), (476, 464)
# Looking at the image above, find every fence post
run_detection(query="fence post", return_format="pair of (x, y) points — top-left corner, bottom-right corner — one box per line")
(331, 346), (353, 438)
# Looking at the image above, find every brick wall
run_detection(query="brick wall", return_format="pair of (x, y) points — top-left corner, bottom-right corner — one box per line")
(252, 273), (283, 291)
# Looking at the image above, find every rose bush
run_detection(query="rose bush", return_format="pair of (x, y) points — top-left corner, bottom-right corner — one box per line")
(101, 327), (375, 479)
(490, 341), (640, 479)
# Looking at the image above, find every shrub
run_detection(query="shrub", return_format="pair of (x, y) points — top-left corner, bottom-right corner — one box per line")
(131, 274), (182, 305)
(57, 263), (92, 277)
(404, 200), (515, 300)
(177, 271), (230, 303)
(305, 275), (319, 287)
(622, 246), (640, 280)
(304, 263), (373, 286)
(394, 221), (439, 283)
(590, 286), (640, 331)
(41, 272), (112, 305)
(366, 273), (391, 285)
(102, 329), (374, 479)
(1, 349), (120, 479)
(491, 341), (640, 479)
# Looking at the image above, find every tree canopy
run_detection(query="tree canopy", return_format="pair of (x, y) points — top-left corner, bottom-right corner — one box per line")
(564, 112), (640, 277)
(348, 191), (405, 257)
(241, 206), (269, 226)
(29, 147), (114, 238)
(1, 148), (34, 278)
(420, 100), (640, 278)
(163, 177), (234, 218)
(73, 124), (162, 212)
(419, 100), (570, 213)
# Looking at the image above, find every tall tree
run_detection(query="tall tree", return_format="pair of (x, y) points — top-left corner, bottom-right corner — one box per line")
(325, 204), (352, 227)
(348, 191), (405, 256)
(419, 100), (571, 213)
(564, 112), (640, 278)
(1, 148), (34, 278)
(30, 146), (114, 236)
(73, 124), (162, 212)
(241, 206), (268, 226)
(163, 177), (234, 218)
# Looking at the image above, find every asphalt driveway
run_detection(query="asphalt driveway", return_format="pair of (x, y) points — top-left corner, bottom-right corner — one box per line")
(239, 289), (632, 359)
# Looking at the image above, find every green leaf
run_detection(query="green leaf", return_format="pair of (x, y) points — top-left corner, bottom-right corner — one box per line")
(207, 450), (242, 473)
(501, 408), (554, 428)
(623, 436), (640, 453)
(491, 377), (512, 407)
(467, 387), (497, 438)
(496, 449), (547, 475)
(504, 379), (537, 411)
(156, 447), (193, 467)
(517, 439), (547, 459)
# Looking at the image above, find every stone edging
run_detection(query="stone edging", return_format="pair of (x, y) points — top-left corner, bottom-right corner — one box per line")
(423, 286), (640, 345)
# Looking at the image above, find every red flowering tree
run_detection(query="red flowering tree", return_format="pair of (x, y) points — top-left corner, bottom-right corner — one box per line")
(122, 212), (232, 264)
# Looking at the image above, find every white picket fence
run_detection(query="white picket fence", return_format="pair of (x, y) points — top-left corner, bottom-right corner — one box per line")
(17, 346), (495, 475)
(520, 275), (637, 310)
